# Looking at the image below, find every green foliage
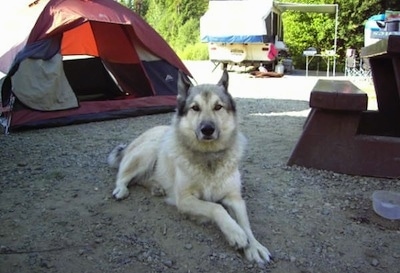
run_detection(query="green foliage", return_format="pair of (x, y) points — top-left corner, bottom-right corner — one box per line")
(283, 10), (336, 69)
(172, 18), (200, 51)
(143, 0), (208, 60)
(177, 42), (209, 60)
(168, 17), (209, 61)
(117, 0), (148, 16)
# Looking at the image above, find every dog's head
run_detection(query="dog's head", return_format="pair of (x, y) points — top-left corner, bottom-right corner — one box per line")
(174, 70), (238, 151)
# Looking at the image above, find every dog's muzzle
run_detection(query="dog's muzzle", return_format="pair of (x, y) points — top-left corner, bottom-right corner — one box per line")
(197, 121), (219, 140)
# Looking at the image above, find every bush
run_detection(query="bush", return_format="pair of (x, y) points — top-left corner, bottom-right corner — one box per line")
(176, 42), (209, 60)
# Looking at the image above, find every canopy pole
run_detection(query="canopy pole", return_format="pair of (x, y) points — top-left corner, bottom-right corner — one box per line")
(333, 4), (338, 76)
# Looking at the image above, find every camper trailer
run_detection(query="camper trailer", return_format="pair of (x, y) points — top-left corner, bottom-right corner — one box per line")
(200, 0), (288, 68)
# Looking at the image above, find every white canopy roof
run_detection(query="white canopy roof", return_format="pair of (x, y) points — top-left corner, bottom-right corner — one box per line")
(276, 2), (337, 14)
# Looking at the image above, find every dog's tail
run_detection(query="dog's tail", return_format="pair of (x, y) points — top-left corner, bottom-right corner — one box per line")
(107, 144), (127, 169)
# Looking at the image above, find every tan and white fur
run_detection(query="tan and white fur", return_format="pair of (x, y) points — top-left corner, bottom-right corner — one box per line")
(108, 70), (271, 264)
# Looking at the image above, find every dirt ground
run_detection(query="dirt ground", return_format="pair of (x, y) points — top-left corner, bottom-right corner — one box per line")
(0, 62), (399, 273)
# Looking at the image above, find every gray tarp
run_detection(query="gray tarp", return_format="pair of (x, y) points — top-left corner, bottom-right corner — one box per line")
(12, 53), (78, 111)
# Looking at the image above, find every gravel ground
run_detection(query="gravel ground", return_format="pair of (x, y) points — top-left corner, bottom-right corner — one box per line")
(0, 62), (399, 273)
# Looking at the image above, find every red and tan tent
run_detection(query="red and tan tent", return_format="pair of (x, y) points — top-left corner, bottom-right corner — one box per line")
(0, 0), (191, 132)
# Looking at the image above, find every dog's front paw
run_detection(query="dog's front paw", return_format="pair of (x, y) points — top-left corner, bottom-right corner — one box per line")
(225, 225), (249, 249)
(112, 186), (129, 200)
(150, 185), (166, 197)
(244, 241), (272, 264)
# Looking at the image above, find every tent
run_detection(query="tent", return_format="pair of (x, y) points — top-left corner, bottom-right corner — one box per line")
(0, 0), (191, 133)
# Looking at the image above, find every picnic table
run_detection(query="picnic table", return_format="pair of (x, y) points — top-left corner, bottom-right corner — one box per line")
(288, 35), (400, 178)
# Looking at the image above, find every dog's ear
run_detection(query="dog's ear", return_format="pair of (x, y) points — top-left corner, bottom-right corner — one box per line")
(217, 69), (229, 91)
(177, 71), (193, 100)
(176, 71), (193, 116)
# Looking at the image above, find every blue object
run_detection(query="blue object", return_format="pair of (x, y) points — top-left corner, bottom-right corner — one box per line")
(201, 35), (267, 43)
(365, 14), (385, 31)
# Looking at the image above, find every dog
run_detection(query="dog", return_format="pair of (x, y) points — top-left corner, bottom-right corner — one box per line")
(107, 70), (271, 264)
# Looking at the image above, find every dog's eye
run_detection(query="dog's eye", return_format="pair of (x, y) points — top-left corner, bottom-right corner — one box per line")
(191, 105), (200, 111)
(214, 104), (223, 111)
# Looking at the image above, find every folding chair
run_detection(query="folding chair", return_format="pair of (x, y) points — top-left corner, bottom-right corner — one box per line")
(0, 93), (15, 135)
(360, 57), (372, 78)
(344, 48), (360, 77)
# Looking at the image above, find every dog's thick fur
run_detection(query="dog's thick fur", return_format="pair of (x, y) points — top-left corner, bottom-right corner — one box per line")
(108, 70), (271, 263)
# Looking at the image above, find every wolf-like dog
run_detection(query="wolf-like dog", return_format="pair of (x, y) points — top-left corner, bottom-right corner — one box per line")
(107, 70), (271, 264)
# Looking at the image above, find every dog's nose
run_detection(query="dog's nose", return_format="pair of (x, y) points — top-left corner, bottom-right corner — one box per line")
(201, 124), (215, 136)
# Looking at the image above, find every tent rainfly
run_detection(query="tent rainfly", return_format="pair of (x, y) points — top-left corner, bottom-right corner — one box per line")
(0, 0), (191, 133)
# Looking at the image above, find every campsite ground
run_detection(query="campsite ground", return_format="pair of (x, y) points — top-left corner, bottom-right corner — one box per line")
(0, 61), (399, 273)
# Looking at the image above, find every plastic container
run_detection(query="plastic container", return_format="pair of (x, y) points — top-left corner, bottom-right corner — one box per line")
(274, 62), (284, 74)
(372, 190), (400, 220)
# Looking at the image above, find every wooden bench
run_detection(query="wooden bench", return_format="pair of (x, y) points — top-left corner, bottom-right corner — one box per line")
(309, 79), (367, 111)
(288, 78), (400, 178)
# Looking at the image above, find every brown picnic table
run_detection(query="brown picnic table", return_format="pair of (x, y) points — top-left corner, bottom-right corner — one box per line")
(287, 35), (400, 178)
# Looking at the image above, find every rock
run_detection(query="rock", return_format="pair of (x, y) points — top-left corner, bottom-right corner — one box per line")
(17, 162), (28, 167)
(184, 243), (193, 250)
(162, 259), (174, 268)
(321, 208), (331, 216)
(371, 258), (379, 267)
(0, 245), (11, 254)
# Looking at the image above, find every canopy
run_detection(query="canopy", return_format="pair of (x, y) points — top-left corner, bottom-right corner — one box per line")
(276, 1), (339, 75)
(276, 3), (337, 14)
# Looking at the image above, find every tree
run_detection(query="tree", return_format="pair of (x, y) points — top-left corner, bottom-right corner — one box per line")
(117, 0), (148, 16)
(144, 0), (208, 59)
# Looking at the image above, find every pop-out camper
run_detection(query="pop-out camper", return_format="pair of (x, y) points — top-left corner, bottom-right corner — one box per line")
(200, 0), (289, 68)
